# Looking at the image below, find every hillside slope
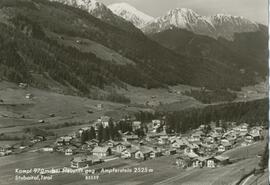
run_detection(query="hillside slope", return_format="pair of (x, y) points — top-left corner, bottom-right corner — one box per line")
(0, 0), (265, 95)
(149, 27), (268, 89)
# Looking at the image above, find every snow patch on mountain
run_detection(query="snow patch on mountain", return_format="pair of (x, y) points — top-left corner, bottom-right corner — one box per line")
(143, 8), (260, 40)
(108, 3), (154, 28)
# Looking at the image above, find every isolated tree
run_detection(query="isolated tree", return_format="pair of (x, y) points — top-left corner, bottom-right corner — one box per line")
(97, 124), (104, 143)
(81, 131), (88, 144)
(103, 127), (110, 141)
(89, 127), (96, 140)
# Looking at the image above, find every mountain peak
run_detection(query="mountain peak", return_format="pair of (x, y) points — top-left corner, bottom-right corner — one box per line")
(109, 3), (154, 28)
(144, 7), (215, 36)
(143, 7), (260, 40)
(49, 0), (142, 34)
(50, 0), (105, 13)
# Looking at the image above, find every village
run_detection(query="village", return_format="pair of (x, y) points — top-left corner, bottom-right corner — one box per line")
(0, 113), (266, 172)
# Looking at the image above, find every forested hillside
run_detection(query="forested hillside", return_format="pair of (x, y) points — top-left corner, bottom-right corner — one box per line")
(0, 0), (267, 96)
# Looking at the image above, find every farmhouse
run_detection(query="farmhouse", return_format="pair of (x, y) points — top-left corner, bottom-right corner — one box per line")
(0, 146), (12, 156)
(115, 142), (131, 153)
(56, 136), (73, 146)
(245, 133), (260, 143)
(65, 146), (77, 156)
(192, 157), (209, 168)
(132, 121), (142, 131)
(134, 147), (153, 160)
(163, 148), (177, 156)
(92, 146), (112, 158)
(121, 149), (133, 159)
(217, 145), (226, 153)
(189, 133), (201, 142)
(85, 139), (99, 147)
(25, 93), (33, 99)
(171, 139), (187, 149)
(71, 155), (101, 168)
(19, 83), (28, 88)
(158, 136), (169, 145)
(149, 148), (162, 158)
(206, 156), (230, 168)
(122, 132), (139, 142)
(42, 146), (54, 152)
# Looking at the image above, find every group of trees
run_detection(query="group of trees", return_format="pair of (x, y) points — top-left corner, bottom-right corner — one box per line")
(164, 98), (268, 134)
(80, 118), (151, 144)
(183, 89), (237, 104)
(80, 122), (122, 144)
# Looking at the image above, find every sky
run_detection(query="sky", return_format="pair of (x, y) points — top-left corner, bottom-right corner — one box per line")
(99, 0), (268, 24)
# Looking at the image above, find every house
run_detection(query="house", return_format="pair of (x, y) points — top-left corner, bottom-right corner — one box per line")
(0, 150), (12, 156)
(146, 132), (167, 140)
(56, 136), (73, 146)
(239, 124), (249, 135)
(205, 136), (214, 144)
(19, 83), (28, 89)
(149, 148), (162, 159)
(92, 146), (111, 158)
(65, 146), (77, 156)
(134, 147), (152, 160)
(184, 151), (199, 159)
(71, 155), (101, 168)
(97, 116), (111, 128)
(132, 121), (142, 131)
(163, 148), (177, 156)
(42, 146), (54, 152)
(121, 149), (133, 159)
(97, 104), (103, 110)
(85, 139), (99, 148)
(250, 127), (263, 136)
(171, 139), (187, 149)
(25, 93), (33, 99)
(189, 133), (201, 142)
(122, 133), (139, 142)
(206, 156), (230, 168)
(206, 158), (216, 168)
(214, 127), (223, 134)
(152, 120), (161, 128)
(217, 145), (226, 153)
(115, 142), (131, 153)
(158, 136), (169, 145)
(245, 133), (260, 143)
(31, 135), (46, 144)
(192, 157), (209, 168)
(105, 140), (115, 148)
(0, 146), (12, 156)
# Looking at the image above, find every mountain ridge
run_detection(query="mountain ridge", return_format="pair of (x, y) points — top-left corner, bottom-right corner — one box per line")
(0, 0), (266, 96)
(108, 2), (154, 28)
(49, 0), (142, 34)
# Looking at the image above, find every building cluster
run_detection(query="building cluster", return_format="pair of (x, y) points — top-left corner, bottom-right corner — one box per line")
(0, 115), (265, 171)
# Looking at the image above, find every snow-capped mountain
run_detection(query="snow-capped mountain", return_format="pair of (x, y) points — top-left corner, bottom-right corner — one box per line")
(49, 0), (107, 17)
(108, 3), (154, 29)
(209, 14), (259, 40)
(143, 8), (260, 40)
(142, 8), (216, 37)
(49, 0), (141, 33)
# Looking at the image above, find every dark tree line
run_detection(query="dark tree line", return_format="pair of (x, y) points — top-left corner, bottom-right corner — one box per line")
(183, 89), (237, 104)
(164, 98), (268, 134)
